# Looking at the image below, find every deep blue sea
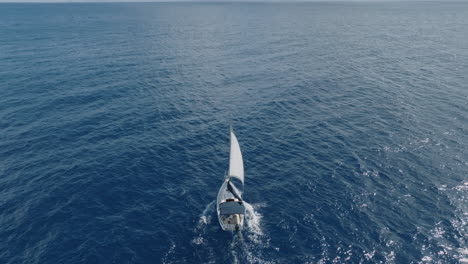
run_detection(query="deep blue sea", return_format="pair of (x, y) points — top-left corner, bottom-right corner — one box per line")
(1, 2), (468, 263)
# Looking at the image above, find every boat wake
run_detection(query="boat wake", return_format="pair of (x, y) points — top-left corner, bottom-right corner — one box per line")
(187, 200), (273, 264)
(232, 202), (274, 264)
(164, 201), (220, 264)
(244, 202), (266, 245)
(192, 200), (216, 245)
(426, 181), (468, 263)
(200, 200), (216, 226)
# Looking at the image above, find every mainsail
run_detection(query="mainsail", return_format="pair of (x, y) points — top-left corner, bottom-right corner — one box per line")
(228, 128), (244, 184)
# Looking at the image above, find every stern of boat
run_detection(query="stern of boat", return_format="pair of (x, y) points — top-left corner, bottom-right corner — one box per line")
(219, 213), (244, 231)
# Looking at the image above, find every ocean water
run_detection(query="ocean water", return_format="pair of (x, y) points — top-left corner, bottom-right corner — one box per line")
(1, 2), (467, 263)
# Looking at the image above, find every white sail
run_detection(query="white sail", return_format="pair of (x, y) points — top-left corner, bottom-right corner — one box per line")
(229, 128), (244, 184)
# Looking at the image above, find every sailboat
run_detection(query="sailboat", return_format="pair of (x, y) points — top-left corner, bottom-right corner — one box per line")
(216, 128), (246, 231)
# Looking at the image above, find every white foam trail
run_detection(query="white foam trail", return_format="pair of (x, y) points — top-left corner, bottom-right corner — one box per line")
(199, 200), (215, 225)
(192, 200), (215, 246)
(230, 233), (242, 264)
(244, 202), (264, 244)
(425, 181), (468, 262)
(226, 202), (273, 263)
(162, 241), (176, 264)
(231, 229), (271, 264)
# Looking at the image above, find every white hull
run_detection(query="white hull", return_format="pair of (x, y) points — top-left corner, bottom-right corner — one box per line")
(217, 180), (245, 231)
(217, 128), (246, 232)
